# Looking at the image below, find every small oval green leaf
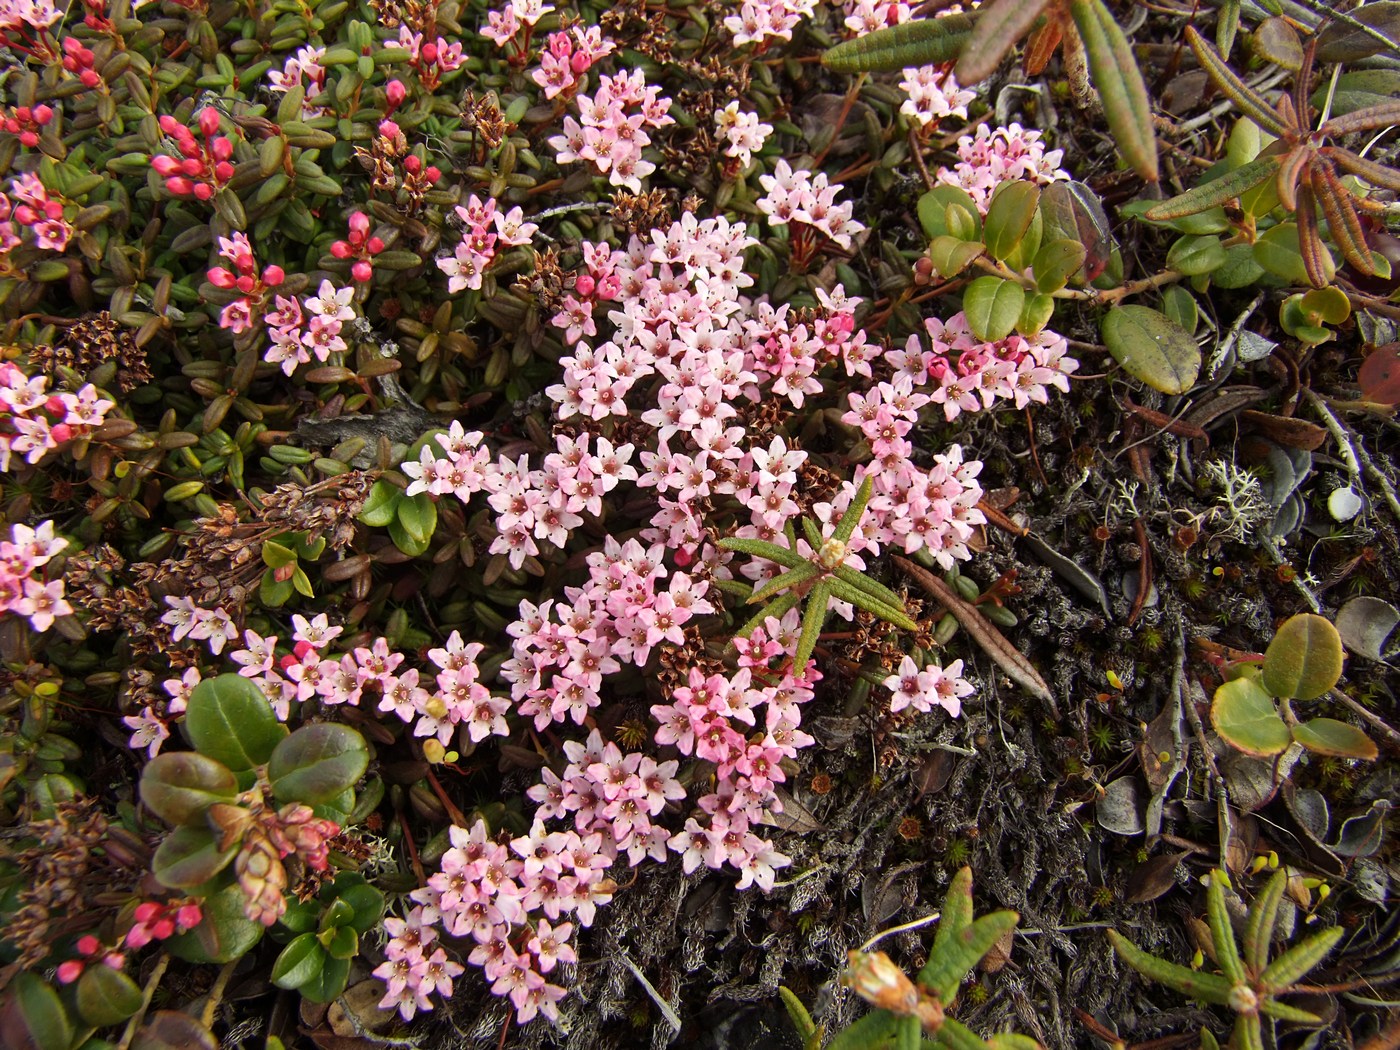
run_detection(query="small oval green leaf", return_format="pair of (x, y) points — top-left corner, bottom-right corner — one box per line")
(962, 276), (1025, 342)
(1262, 613), (1344, 700)
(1102, 305), (1201, 394)
(1211, 677), (1291, 757)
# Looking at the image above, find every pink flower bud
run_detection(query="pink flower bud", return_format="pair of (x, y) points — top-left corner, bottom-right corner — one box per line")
(192, 182), (214, 201)
(213, 161), (234, 182)
(367, 236), (384, 253)
(235, 275), (256, 294)
(351, 260), (373, 283)
(571, 52), (591, 74)
(151, 156), (180, 175)
(425, 165), (441, 182)
(207, 267), (236, 288)
(212, 137), (234, 161)
(33, 105), (52, 123)
(180, 157), (202, 177)
(134, 902), (162, 923)
(378, 119), (400, 138)
(81, 71), (101, 88)
(158, 114), (180, 135)
(165, 176), (194, 196)
(197, 107), (220, 138)
(330, 240), (352, 259)
(45, 394), (67, 415)
(574, 273), (595, 298)
(385, 79), (406, 109)
(261, 264), (285, 286)
(349, 211), (370, 236)
(176, 904), (202, 930)
(421, 41), (438, 63)
(403, 154), (421, 175)
(56, 960), (83, 985)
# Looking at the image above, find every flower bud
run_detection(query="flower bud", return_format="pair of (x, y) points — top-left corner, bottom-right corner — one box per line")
(191, 182), (214, 201)
(421, 41), (438, 63)
(367, 236), (385, 253)
(351, 261), (373, 283)
(385, 80), (407, 109)
(842, 951), (920, 1016)
(349, 211), (370, 236)
(197, 107), (221, 138)
(261, 264), (285, 286)
(330, 240), (352, 258)
(574, 273), (596, 298)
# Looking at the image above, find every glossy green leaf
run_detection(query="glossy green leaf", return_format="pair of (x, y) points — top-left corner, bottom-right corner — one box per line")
(928, 235), (985, 278)
(269, 723), (369, 805)
(1316, 1), (1400, 62)
(1161, 285), (1198, 335)
(963, 276), (1024, 342)
(391, 491), (437, 555)
(1262, 613), (1344, 700)
(1255, 223), (1334, 287)
(1101, 305), (1201, 395)
(76, 964), (143, 1027)
(184, 673), (287, 772)
(1292, 718), (1378, 759)
(1211, 677), (1290, 757)
(273, 932), (325, 989)
(151, 826), (238, 889)
(261, 539), (298, 569)
(1018, 291), (1054, 336)
(7, 972), (73, 1050)
(358, 479), (401, 527)
(297, 955), (352, 1003)
(983, 181), (1041, 260)
(918, 186), (982, 241)
(166, 882), (264, 964)
(1166, 234), (1228, 277)
(140, 752), (239, 826)
(322, 924), (358, 960)
(1032, 238), (1087, 292)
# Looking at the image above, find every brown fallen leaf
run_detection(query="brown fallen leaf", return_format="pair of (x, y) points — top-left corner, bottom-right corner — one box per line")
(1124, 851), (1190, 903)
(1240, 409), (1328, 451)
(894, 556), (1057, 715)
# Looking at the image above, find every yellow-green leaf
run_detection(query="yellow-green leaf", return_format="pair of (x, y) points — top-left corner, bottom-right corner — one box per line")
(1211, 677), (1290, 756)
(1262, 613), (1344, 700)
(1101, 305), (1201, 394)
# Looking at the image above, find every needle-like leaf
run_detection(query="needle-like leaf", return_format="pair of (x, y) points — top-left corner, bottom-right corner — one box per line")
(1186, 27), (1291, 137)
(833, 476), (875, 545)
(831, 563), (908, 611)
(826, 577), (920, 631)
(1106, 930), (1236, 1005)
(718, 536), (808, 570)
(794, 579), (834, 671)
(1144, 156), (1279, 220)
(1324, 146), (1400, 192)
(1206, 873), (1248, 984)
(747, 562), (823, 606)
(1259, 926), (1344, 990)
(1312, 164), (1376, 275)
(1243, 869), (1286, 974)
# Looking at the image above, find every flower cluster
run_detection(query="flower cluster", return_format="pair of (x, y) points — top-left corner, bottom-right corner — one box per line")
(263, 279), (356, 376)
(724, 0), (817, 47)
(550, 241), (622, 345)
(528, 729), (685, 865)
(330, 211), (385, 283)
(501, 534), (710, 726)
(60, 34), (100, 87)
(531, 25), (615, 100)
(883, 653), (973, 716)
(160, 594), (239, 655)
(0, 362), (112, 472)
(267, 45), (329, 118)
(548, 69), (674, 193)
(393, 819), (610, 1023)
(899, 65), (975, 129)
(207, 232), (286, 334)
(481, 0), (554, 51)
(151, 108), (237, 202)
(714, 101), (773, 170)
(0, 520), (71, 632)
(936, 122), (1070, 213)
(55, 935), (124, 986)
(0, 0), (60, 44)
(124, 900), (203, 949)
(436, 193), (539, 293)
(235, 803), (340, 925)
(0, 103), (53, 147)
(372, 907), (465, 1021)
(757, 159), (866, 250)
(398, 25), (466, 90)
(889, 311), (1079, 421)
(2, 171), (72, 253)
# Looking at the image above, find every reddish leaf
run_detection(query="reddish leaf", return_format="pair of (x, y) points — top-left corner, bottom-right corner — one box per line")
(1358, 342), (1400, 405)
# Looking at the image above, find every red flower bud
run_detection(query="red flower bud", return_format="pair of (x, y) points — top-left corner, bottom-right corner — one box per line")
(367, 236), (384, 253)
(351, 260), (373, 283)
(235, 275), (256, 294)
(261, 264), (285, 286)
(574, 273), (596, 298)
(192, 182), (214, 201)
(421, 41), (438, 63)
(152, 156), (180, 176)
(165, 176), (194, 196)
(349, 211), (370, 236)
(403, 154), (421, 174)
(425, 165), (441, 182)
(81, 71), (101, 88)
(385, 79), (406, 108)
(207, 267), (236, 288)
(330, 240), (352, 259)
(197, 107), (221, 138)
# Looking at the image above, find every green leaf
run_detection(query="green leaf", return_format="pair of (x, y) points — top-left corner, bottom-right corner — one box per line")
(1185, 27), (1291, 137)
(272, 932), (325, 989)
(822, 13), (976, 73)
(1144, 156), (1280, 221)
(9, 972), (73, 1050)
(259, 567), (295, 607)
(983, 181), (1041, 261)
(748, 562), (823, 606)
(718, 536), (808, 570)
(1255, 223), (1334, 287)
(1316, 1), (1400, 63)
(1211, 677), (1291, 756)
(75, 965), (143, 1027)
(269, 723), (369, 806)
(297, 955), (352, 1003)
(1101, 305), (1201, 395)
(831, 564), (908, 611)
(1032, 239), (1087, 292)
(733, 590), (805, 641)
(167, 882), (265, 964)
(963, 277), (1025, 342)
(1262, 613), (1344, 701)
(834, 475), (875, 544)
(794, 579), (834, 672)
(955, 0), (1053, 83)
(140, 752), (239, 826)
(1166, 234), (1228, 277)
(1106, 930), (1235, 1005)
(1212, 242), (1268, 289)
(1018, 291), (1055, 336)
(919, 912), (1019, 1004)
(1259, 926), (1343, 990)
(322, 924), (358, 960)
(358, 479), (401, 527)
(1205, 872), (1247, 983)
(778, 987), (817, 1039)
(1291, 718), (1378, 759)
(151, 826), (238, 889)
(1243, 869), (1287, 974)
(928, 235), (986, 279)
(1259, 998), (1323, 1023)
(1070, 0), (1159, 181)
(1161, 285), (1199, 335)
(392, 491), (438, 551)
(827, 577), (919, 631)
(918, 186), (982, 241)
(922, 867), (973, 1002)
(185, 674), (288, 772)
(261, 539), (298, 569)
(337, 879), (386, 933)
(827, 1010), (907, 1050)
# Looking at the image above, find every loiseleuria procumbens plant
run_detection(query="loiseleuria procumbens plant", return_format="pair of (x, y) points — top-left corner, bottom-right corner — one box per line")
(719, 475), (919, 673)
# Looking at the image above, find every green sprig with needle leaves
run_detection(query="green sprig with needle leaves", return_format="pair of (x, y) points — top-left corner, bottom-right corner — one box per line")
(718, 476), (919, 673)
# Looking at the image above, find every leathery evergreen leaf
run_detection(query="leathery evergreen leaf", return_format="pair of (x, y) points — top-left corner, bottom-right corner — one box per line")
(1186, 27), (1291, 137)
(1070, 0), (1158, 181)
(956, 0), (1053, 83)
(747, 562), (823, 606)
(1244, 868), (1287, 974)
(1145, 157), (1280, 221)
(822, 13), (976, 73)
(1259, 926), (1344, 990)
(833, 475), (875, 544)
(793, 579), (834, 673)
(719, 536), (808, 569)
(1106, 930), (1235, 1004)
(826, 577), (920, 631)
(1206, 872), (1247, 983)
